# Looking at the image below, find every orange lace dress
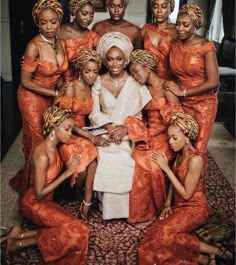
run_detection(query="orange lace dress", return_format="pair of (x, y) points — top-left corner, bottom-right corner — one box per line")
(170, 40), (218, 156)
(64, 31), (100, 80)
(20, 150), (89, 265)
(126, 96), (182, 223)
(55, 96), (98, 186)
(139, 150), (211, 265)
(142, 24), (175, 80)
(11, 47), (68, 194)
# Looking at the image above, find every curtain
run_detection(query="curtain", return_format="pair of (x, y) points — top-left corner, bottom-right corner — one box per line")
(207, 0), (224, 43)
(222, 0), (235, 39)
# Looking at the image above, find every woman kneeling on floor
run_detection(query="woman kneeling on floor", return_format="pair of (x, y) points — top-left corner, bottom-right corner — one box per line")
(139, 112), (234, 265)
(1, 105), (89, 265)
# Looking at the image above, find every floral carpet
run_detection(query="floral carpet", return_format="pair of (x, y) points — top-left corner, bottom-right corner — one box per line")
(3, 153), (235, 265)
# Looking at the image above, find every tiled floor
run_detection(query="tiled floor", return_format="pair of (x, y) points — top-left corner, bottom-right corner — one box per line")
(1, 124), (235, 228)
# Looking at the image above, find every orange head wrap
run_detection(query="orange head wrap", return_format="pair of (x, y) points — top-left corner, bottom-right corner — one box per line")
(169, 112), (199, 141)
(32, 0), (63, 25)
(179, 3), (204, 29)
(72, 48), (102, 72)
(43, 104), (72, 136)
(130, 49), (159, 72)
(69, 0), (95, 16)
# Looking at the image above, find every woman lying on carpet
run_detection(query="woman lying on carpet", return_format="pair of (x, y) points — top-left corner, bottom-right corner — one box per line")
(138, 112), (234, 265)
(1, 105), (89, 265)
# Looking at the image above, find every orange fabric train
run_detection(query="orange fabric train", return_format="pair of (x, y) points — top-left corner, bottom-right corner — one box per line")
(55, 96), (98, 186)
(10, 53), (68, 194)
(170, 40), (218, 156)
(64, 31), (100, 80)
(139, 150), (211, 264)
(20, 150), (89, 264)
(126, 97), (182, 223)
(142, 24), (175, 80)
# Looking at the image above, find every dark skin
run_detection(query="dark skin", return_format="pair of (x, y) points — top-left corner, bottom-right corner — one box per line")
(98, 46), (130, 146)
(92, 0), (142, 49)
(144, 0), (178, 48)
(164, 13), (219, 97)
(21, 8), (69, 97)
(151, 125), (233, 265)
(0, 118), (81, 256)
(58, 3), (95, 39)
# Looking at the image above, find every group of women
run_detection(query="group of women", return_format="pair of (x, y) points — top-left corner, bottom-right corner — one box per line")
(2, 0), (234, 264)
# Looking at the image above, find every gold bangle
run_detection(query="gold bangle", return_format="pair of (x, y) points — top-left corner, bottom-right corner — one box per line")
(55, 90), (59, 97)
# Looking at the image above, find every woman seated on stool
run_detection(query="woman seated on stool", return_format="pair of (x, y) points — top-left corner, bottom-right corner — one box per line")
(139, 112), (234, 265)
(89, 32), (152, 220)
(1, 105), (89, 265)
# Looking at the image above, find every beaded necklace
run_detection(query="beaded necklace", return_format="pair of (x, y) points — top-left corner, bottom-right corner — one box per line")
(108, 72), (127, 88)
(40, 33), (58, 54)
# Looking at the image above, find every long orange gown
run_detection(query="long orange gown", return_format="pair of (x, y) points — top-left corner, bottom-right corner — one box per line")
(10, 50), (68, 194)
(54, 96), (98, 186)
(139, 150), (211, 265)
(126, 97), (182, 223)
(170, 40), (218, 156)
(142, 24), (175, 80)
(20, 150), (89, 265)
(64, 31), (100, 80)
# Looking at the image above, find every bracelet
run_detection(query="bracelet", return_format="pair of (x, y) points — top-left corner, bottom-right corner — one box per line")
(20, 233), (24, 239)
(55, 90), (59, 97)
(182, 88), (187, 97)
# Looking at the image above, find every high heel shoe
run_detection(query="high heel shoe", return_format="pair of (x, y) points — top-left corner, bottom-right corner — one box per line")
(80, 200), (92, 220)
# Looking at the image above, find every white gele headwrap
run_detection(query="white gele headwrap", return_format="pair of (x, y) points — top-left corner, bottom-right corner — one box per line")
(96, 32), (134, 66)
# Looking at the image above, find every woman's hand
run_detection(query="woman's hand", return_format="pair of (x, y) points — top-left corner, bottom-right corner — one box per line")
(65, 154), (81, 176)
(110, 126), (127, 145)
(92, 135), (110, 147)
(58, 81), (73, 97)
(151, 152), (169, 171)
(159, 206), (172, 220)
(163, 81), (183, 97)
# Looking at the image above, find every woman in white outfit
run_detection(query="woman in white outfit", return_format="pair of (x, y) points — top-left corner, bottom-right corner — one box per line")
(89, 32), (152, 220)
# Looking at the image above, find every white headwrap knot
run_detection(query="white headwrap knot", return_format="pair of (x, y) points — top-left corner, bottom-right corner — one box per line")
(96, 32), (133, 66)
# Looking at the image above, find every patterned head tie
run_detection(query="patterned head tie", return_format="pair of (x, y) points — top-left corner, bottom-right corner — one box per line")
(179, 3), (204, 29)
(130, 49), (159, 72)
(43, 104), (72, 136)
(170, 112), (199, 141)
(32, 0), (64, 25)
(72, 48), (102, 72)
(106, 0), (129, 6)
(69, 0), (95, 16)
(96, 32), (133, 66)
(151, 0), (175, 12)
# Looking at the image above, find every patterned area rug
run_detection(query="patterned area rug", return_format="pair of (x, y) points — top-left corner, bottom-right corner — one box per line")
(4, 153), (235, 265)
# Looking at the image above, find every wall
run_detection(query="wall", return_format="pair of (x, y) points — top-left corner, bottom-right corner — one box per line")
(1, 0), (12, 81)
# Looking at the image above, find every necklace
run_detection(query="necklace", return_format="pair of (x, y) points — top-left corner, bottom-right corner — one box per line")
(108, 72), (126, 88)
(40, 33), (58, 54)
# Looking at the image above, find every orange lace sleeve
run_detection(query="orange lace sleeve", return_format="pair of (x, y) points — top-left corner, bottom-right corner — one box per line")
(22, 55), (39, 72)
(126, 116), (148, 144)
(200, 41), (216, 56)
